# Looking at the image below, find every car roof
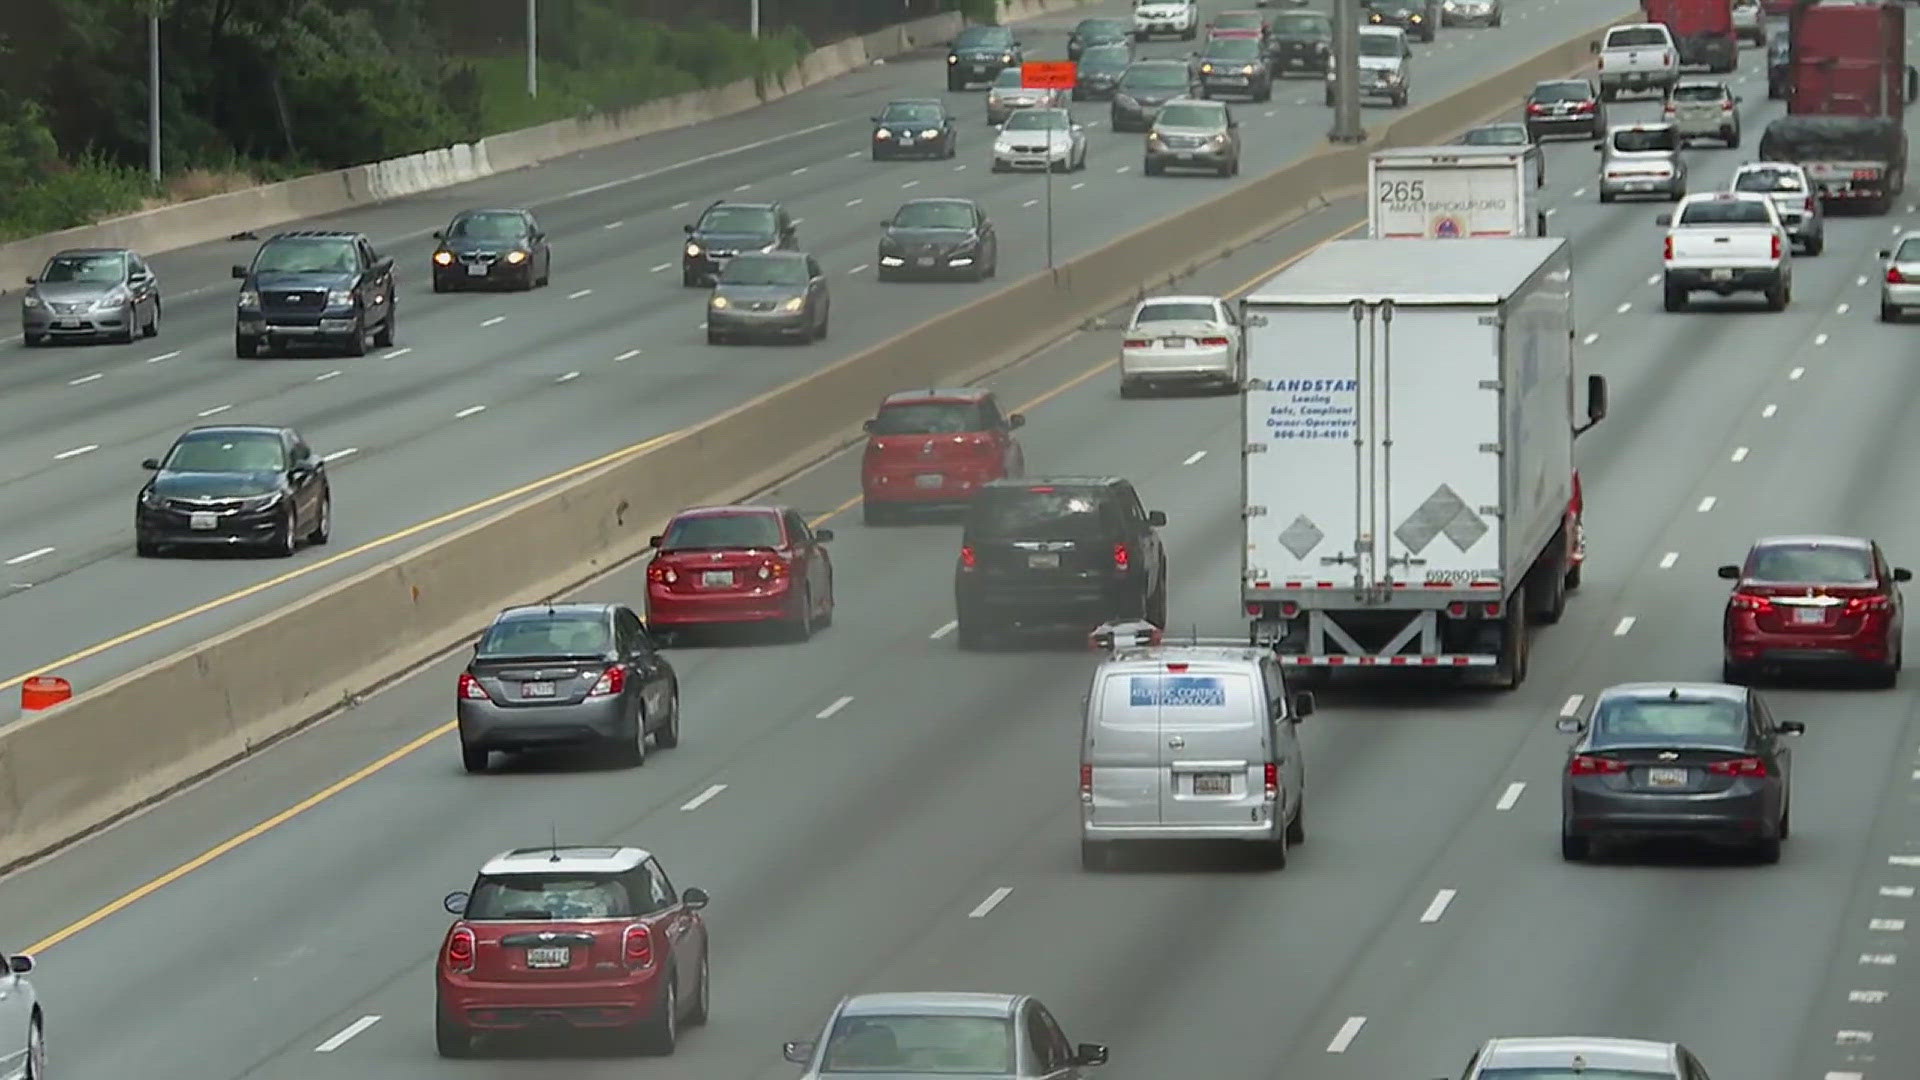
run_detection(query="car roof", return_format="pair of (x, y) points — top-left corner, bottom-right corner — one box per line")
(1478, 1037), (1679, 1073)
(1128, 57), (1189, 68)
(1673, 77), (1728, 89)
(728, 249), (807, 261)
(980, 477), (1123, 493)
(1735, 160), (1804, 171)
(492, 602), (614, 621)
(1608, 122), (1676, 133)
(702, 200), (778, 213)
(671, 503), (786, 520)
(1680, 191), (1768, 203)
(1105, 645), (1272, 667)
(882, 387), (992, 405)
(839, 992), (1021, 1019)
(478, 845), (650, 876)
(1750, 533), (1872, 552)
(1158, 97), (1224, 112)
(1596, 682), (1746, 704)
(268, 229), (362, 240)
(1137, 294), (1221, 307)
(51, 246), (130, 257)
(1608, 22), (1669, 33)
(451, 207), (529, 216)
(180, 424), (284, 439)
(1533, 79), (1592, 91)
(898, 197), (977, 208)
(1359, 24), (1403, 34)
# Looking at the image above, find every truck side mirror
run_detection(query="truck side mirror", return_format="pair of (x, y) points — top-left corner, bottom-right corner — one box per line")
(1909, 66), (1918, 103)
(1654, 213), (1673, 226)
(1580, 374), (1607, 432)
(1589, 40), (1600, 53)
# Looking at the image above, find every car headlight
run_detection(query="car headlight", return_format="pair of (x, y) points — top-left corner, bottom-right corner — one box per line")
(237, 290), (260, 310)
(948, 55), (958, 64)
(1410, 12), (1423, 20)
(1241, 64), (1255, 74)
(921, 128), (940, 139)
(325, 288), (354, 307)
(875, 128), (893, 139)
(686, 243), (702, 257)
(781, 297), (804, 312)
(241, 492), (283, 511)
(1148, 132), (1164, 145)
(710, 295), (729, 309)
(94, 289), (129, 310)
(1116, 93), (1138, 107)
(141, 488), (166, 508)
(21, 295), (38, 308)
(1001, 52), (1013, 62)
(1201, 63), (1214, 73)
(432, 250), (453, 266)
(505, 250), (528, 264)
(1210, 133), (1229, 145)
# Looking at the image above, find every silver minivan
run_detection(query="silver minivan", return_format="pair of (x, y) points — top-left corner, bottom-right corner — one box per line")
(1079, 642), (1313, 870)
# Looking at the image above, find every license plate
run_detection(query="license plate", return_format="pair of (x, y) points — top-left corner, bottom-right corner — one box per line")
(1161, 337), (1186, 347)
(467, 263), (487, 276)
(702, 570), (735, 588)
(1629, 182), (1653, 190)
(897, 135), (914, 143)
(1646, 766), (1688, 788)
(53, 319), (82, 328)
(521, 681), (555, 698)
(1794, 606), (1826, 624)
(1027, 552), (1060, 569)
(189, 512), (218, 530)
(1216, 77), (1246, 85)
(917, 257), (935, 267)
(1710, 268), (1734, 281)
(1176, 151), (1194, 159)
(525, 946), (570, 968)
(915, 473), (944, 489)
(1193, 773), (1233, 795)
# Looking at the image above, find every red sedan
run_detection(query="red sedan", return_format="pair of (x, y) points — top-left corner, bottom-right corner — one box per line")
(860, 388), (1025, 525)
(436, 845), (711, 1056)
(646, 504), (835, 640)
(1720, 534), (1910, 686)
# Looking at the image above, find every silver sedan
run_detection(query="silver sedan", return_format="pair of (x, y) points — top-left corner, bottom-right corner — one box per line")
(1118, 295), (1243, 396)
(1454, 1037), (1705, 1080)
(1882, 232), (1920, 321)
(21, 247), (162, 346)
(986, 68), (1068, 125)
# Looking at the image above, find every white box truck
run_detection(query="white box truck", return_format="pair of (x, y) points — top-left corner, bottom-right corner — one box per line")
(1368, 145), (1548, 239)
(1237, 238), (1607, 688)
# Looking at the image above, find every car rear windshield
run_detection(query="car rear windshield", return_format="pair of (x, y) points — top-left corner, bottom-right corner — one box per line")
(466, 873), (635, 919)
(968, 489), (1111, 540)
(1005, 109), (1068, 130)
(1273, 13), (1331, 35)
(1205, 38), (1261, 60)
(698, 207), (774, 234)
(253, 237), (357, 274)
(1358, 34), (1400, 56)
(1080, 46), (1130, 70)
(448, 212), (527, 240)
(164, 431), (285, 472)
(894, 202), (974, 229)
(1122, 64), (1189, 88)
(1462, 126), (1527, 145)
(662, 512), (784, 550)
(1670, 83), (1726, 101)
(955, 27), (1010, 47)
(1214, 13), (1262, 28)
(40, 252), (125, 283)
(1747, 543), (1874, 582)
(1734, 167), (1804, 192)
(1154, 104), (1224, 128)
(823, 1015), (1015, 1074)
(993, 67), (1025, 87)
(882, 103), (943, 124)
(1611, 128), (1677, 152)
(1590, 699), (1748, 748)
(718, 255), (806, 286)
(1077, 18), (1126, 35)
(872, 401), (990, 434)
(1135, 300), (1217, 324)
(1480, 1071), (1679, 1080)
(477, 612), (612, 658)
(1896, 238), (1920, 262)
(1677, 199), (1770, 225)
(1607, 27), (1668, 47)
(1532, 82), (1590, 103)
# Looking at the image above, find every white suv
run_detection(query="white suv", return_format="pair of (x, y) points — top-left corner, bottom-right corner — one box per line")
(1133, 0), (1199, 41)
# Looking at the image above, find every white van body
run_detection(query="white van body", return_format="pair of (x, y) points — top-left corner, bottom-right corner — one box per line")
(1079, 646), (1308, 869)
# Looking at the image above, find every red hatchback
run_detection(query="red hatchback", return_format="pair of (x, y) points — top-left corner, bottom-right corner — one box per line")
(1720, 534), (1911, 686)
(646, 504), (835, 639)
(860, 388), (1026, 525)
(436, 845), (711, 1057)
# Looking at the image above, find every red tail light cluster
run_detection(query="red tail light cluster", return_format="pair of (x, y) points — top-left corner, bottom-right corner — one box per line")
(1662, 102), (1676, 114)
(1801, 197), (1814, 212)
(1663, 50), (1673, 66)
(959, 544), (977, 569)
(1526, 102), (1545, 114)
(1123, 337), (1150, 349)
(1080, 763), (1093, 799)
(445, 927), (476, 972)
(622, 924), (653, 967)
(1569, 755), (1628, 775)
(1890, 266), (1907, 285)
(588, 666), (626, 697)
(1198, 336), (1230, 347)
(1573, 100), (1595, 113)
(1770, 234), (1782, 260)
(647, 562), (679, 584)
(1846, 594), (1892, 614)
(458, 673), (488, 700)
(757, 558), (790, 581)
(1113, 543), (1131, 571)
(1707, 756), (1767, 777)
(1663, 236), (1674, 261)
(1720, 99), (1734, 112)
(1263, 762), (1278, 799)
(1729, 591), (1774, 613)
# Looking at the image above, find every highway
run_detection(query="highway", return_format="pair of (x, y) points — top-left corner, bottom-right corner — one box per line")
(0, 0), (1634, 710)
(9, 12), (1920, 1080)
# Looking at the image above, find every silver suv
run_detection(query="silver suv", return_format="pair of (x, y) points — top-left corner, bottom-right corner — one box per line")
(1144, 98), (1242, 177)
(1664, 78), (1740, 148)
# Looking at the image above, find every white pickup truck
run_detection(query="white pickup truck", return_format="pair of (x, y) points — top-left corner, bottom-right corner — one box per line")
(1659, 191), (1792, 312)
(1593, 23), (1678, 101)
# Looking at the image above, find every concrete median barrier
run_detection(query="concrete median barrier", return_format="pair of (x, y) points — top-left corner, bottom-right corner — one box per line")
(0, 11), (1627, 871)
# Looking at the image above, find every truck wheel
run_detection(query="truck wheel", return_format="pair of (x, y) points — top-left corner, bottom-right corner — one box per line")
(1495, 585), (1529, 690)
(1529, 556), (1568, 625)
(1663, 284), (1688, 312)
(1804, 233), (1824, 256)
(1765, 280), (1788, 311)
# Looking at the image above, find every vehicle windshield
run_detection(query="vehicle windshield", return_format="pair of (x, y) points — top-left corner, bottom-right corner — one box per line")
(1273, 13), (1331, 36)
(1670, 82), (1726, 102)
(881, 103), (943, 124)
(1214, 13), (1262, 29)
(465, 873), (636, 920)
(1005, 109), (1068, 130)
(955, 27), (1010, 48)
(1734, 167), (1805, 193)
(1462, 125), (1528, 145)
(993, 67), (1026, 88)
(1080, 45), (1130, 70)
(1205, 38), (1262, 60)
(661, 512), (784, 550)
(1122, 64), (1189, 89)
(476, 612), (613, 658)
(1611, 127), (1678, 153)
(821, 1015), (1015, 1075)
(718, 255), (807, 286)
(1607, 27), (1668, 47)
(252, 237), (357, 274)
(1135, 300), (1218, 324)
(892, 202), (975, 229)
(163, 432), (285, 472)
(1154, 103), (1225, 129)
(1677, 198), (1771, 225)
(1532, 82), (1591, 103)
(1372, 0), (1419, 11)
(1480, 1070), (1685, 1080)
(1076, 18), (1127, 37)
(40, 252), (125, 283)
(1896, 237), (1920, 261)
(448, 212), (527, 240)
(969, 489), (1110, 541)
(1358, 34), (1400, 57)
(698, 207), (775, 234)
(1589, 698), (1748, 750)
(1746, 543), (1875, 583)
(871, 401), (991, 434)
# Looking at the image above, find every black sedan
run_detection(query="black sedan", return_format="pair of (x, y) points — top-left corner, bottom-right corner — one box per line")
(136, 425), (332, 558)
(871, 99), (957, 160)
(1524, 79), (1604, 141)
(1558, 682), (1801, 864)
(877, 198), (998, 281)
(947, 25), (1022, 90)
(1068, 17), (1129, 59)
(1267, 9), (1332, 75)
(1366, 0), (1436, 42)
(1074, 43), (1133, 100)
(1195, 36), (1273, 100)
(431, 208), (551, 292)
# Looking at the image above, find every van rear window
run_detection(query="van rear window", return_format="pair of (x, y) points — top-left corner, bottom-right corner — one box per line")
(1129, 674), (1229, 707)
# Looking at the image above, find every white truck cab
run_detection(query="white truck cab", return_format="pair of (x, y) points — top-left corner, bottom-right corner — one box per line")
(1592, 23), (1678, 101)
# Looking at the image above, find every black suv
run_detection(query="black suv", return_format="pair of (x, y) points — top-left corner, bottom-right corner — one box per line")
(232, 229), (396, 358)
(682, 200), (797, 287)
(1365, 0), (1437, 42)
(947, 25), (1023, 91)
(1268, 9), (1333, 75)
(953, 478), (1169, 648)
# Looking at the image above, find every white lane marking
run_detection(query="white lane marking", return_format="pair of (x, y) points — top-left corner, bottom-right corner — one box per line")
(1560, 694), (1584, 717)
(792, 166), (808, 175)
(1826, 1072), (1866, 1080)
(1582, 332), (1599, 345)
(1850, 989), (1889, 1004)
(817, 695), (854, 719)
(1071, 181), (1086, 190)
(954, 164), (967, 171)
(1182, 450), (1206, 466)
(315, 369), (342, 382)
(650, 263), (672, 273)
(1858, 275), (1870, 286)
(320, 448), (358, 463)
(680, 784), (727, 811)
(314, 1015), (381, 1053)
(733, 182), (752, 191)
(4, 547), (54, 567)
(145, 349), (180, 363)
(1646, 274), (1660, 286)
(1731, 446), (1748, 462)
(1495, 782), (1525, 811)
(1815, 333), (1829, 346)
(1697, 496), (1716, 513)
(1265, 109), (1277, 117)
(53, 444), (97, 460)
(1326, 1017), (1367, 1054)
(382, 347), (412, 359)
(930, 620), (958, 639)
(1836, 1031), (1873, 1045)
(1884, 885), (1916, 898)
(1613, 616), (1636, 636)
(1615, 301), (1632, 314)
(196, 404), (232, 417)
(846, 151), (862, 159)
(1837, 303), (1850, 314)
(846, 197), (864, 206)
(1871, 918), (1906, 931)
(566, 288), (593, 300)
(850, 263), (871, 275)
(67, 372), (103, 386)
(1762, 403), (1777, 418)
(1022, 199), (1039, 207)
(968, 887), (1013, 919)
(1861, 953), (1897, 965)
(454, 405), (486, 419)
(902, 179), (920, 188)
(480, 315), (505, 327)
(672, 201), (690, 210)
(1890, 855), (1920, 867)
(1789, 366), (1805, 380)
(1544, 208), (1557, 217)
(604, 220), (624, 230)
(697, 321), (707, 329)
(556, 371), (581, 383)
(615, 349), (641, 361)
(1418, 889), (1456, 924)
(1659, 551), (1678, 569)
(792, 218), (804, 226)
(1116, 165), (1132, 173)
(1572, 187), (1587, 198)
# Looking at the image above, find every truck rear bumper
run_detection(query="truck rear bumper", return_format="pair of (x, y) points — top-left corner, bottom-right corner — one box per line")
(1666, 267), (1781, 294)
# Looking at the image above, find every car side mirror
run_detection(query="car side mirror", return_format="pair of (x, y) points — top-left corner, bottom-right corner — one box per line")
(648, 534), (665, 548)
(1777, 720), (1806, 736)
(681, 886), (710, 909)
(815, 529), (835, 543)
(1655, 213), (1673, 227)
(1881, 249), (1894, 258)
(1008, 413), (1026, 428)
(1555, 717), (1585, 734)
(376, 256), (394, 274)
(1148, 510), (1167, 526)
(443, 890), (469, 915)
(23, 275), (35, 285)
(231, 265), (247, 278)
(1073, 1043), (1110, 1067)
(870, 115), (881, 122)
(862, 418), (877, 432)
(1593, 144), (1603, 152)
(431, 229), (444, 239)
(1293, 690), (1316, 719)
(1589, 40), (1600, 53)
(683, 223), (695, 234)
(141, 457), (161, 470)
(1896, 568), (1914, 582)
(1717, 564), (1741, 579)
(1734, 95), (1743, 103)
(6, 955), (30, 975)
(784, 1040), (816, 1065)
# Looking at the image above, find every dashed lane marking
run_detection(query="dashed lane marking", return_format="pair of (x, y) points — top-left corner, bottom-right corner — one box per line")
(1495, 782), (1525, 811)
(930, 620), (958, 640)
(382, 347), (412, 359)
(680, 784), (727, 811)
(1731, 447), (1748, 462)
(1561, 694), (1583, 717)
(480, 315), (505, 327)
(616, 349), (641, 361)
(145, 350), (179, 363)
(1698, 496), (1716, 512)
(1582, 332), (1599, 345)
(1660, 552), (1678, 569)
(197, 404), (231, 417)
(567, 288), (593, 300)
(1182, 450), (1206, 465)
(556, 371), (580, 383)
(1790, 366), (1805, 380)
(4, 548), (54, 567)
(320, 448), (358, 463)
(67, 372), (102, 386)
(454, 405), (486, 419)
(53, 444), (97, 460)
(1418, 889), (1456, 923)
(968, 887), (1012, 918)
(314, 1015), (381, 1053)
(1326, 1017), (1367, 1054)
(315, 370), (341, 382)
(1613, 616), (1636, 636)
(817, 695), (854, 719)
(1762, 403), (1777, 418)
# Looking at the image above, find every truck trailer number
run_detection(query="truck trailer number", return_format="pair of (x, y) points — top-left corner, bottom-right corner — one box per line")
(1425, 569), (1499, 583)
(1378, 179), (1425, 203)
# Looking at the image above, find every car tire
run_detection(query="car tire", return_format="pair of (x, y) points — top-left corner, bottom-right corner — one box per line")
(617, 709), (649, 767)
(862, 500), (893, 526)
(947, 77), (964, 92)
(814, 310), (829, 340)
(1726, 128), (1741, 149)
(1285, 795), (1305, 845)
(460, 741), (489, 773)
(22, 331), (43, 347)
(1494, 584), (1529, 689)
(435, 1005), (474, 1057)
(1266, 825), (1290, 870)
(685, 950), (711, 1026)
(956, 613), (991, 650)
(1564, 562), (1583, 591)
(1143, 158), (1161, 176)
(1720, 658), (1750, 685)
(1080, 839), (1112, 871)
(270, 508), (298, 558)
(432, 275), (449, 293)
(307, 490), (332, 546)
(1803, 233), (1824, 256)
(1868, 661), (1899, 690)
(1119, 378), (1142, 398)
(143, 301), (161, 337)
(643, 974), (678, 1055)
(1753, 835), (1782, 864)
(1779, 798), (1791, 839)
(1560, 828), (1590, 861)
(1765, 280), (1788, 311)
(1663, 283), (1688, 312)
(1147, 573), (1169, 627)
(706, 329), (724, 345)
(1599, 189), (1615, 204)
(344, 319), (368, 358)
(1668, 185), (1684, 202)
(790, 588), (815, 642)
(235, 333), (258, 359)
(1882, 301), (1901, 322)
(654, 686), (682, 749)
(136, 533), (162, 558)
(115, 317), (137, 344)
(374, 307), (395, 349)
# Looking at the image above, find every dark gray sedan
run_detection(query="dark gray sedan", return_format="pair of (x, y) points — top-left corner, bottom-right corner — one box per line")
(1558, 682), (1801, 863)
(706, 252), (829, 344)
(878, 198), (998, 282)
(21, 247), (161, 345)
(430, 207), (551, 291)
(785, 992), (1107, 1080)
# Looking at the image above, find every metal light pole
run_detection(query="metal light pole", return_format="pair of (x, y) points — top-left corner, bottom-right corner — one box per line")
(526, 0), (538, 97)
(1045, 153), (1055, 270)
(750, 0), (760, 38)
(147, 9), (161, 179)
(1329, 0), (1366, 143)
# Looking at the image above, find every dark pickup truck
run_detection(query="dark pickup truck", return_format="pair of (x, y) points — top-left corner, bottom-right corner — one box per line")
(232, 229), (398, 358)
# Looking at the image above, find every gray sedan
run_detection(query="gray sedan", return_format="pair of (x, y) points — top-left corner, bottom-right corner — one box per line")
(706, 251), (830, 344)
(21, 247), (161, 346)
(784, 991), (1107, 1080)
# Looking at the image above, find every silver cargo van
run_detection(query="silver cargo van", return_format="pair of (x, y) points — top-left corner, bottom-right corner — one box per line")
(1079, 644), (1313, 869)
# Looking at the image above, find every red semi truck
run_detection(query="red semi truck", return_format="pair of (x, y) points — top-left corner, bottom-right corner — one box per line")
(1759, 0), (1916, 214)
(1641, 0), (1738, 72)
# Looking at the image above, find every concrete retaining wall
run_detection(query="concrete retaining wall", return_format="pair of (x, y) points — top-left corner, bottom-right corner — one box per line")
(0, 12), (1626, 870)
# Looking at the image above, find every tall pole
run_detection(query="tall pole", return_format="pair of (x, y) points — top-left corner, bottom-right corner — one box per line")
(1044, 155), (1055, 270)
(526, 0), (538, 98)
(750, 0), (760, 39)
(1329, 0), (1365, 143)
(147, 10), (161, 180)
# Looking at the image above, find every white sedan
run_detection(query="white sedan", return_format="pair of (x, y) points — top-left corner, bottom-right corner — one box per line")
(0, 948), (40, 1080)
(990, 109), (1089, 173)
(1119, 295), (1242, 396)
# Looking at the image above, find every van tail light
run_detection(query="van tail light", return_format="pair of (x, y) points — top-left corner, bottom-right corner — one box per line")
(1729, 590), (1774, 613)
(1263, 762), (1278, 799)
(1801, 196), (1814, 211)
(960, 544), (977, 570)
(1890, 266), (1907, 284)
(1123, 337), (1150, 349)
(588, 666), (626, 697)
(445, 927), (476, 972)
(1080, 763), (1093, 801)
(1663, 50), (1673, 66)
(1198, 336), (1230, 347)
(1707, 756), (1768, 777)
(1663, 236), (1674, 261)
(1113, 542), (1131, 571)
(622, 924), (653, 967)
(458, 672), (488, 700)
(1771, 233), (1782, 260)
(646, 562), (678, 584)
(1569, 755), (1628, 776)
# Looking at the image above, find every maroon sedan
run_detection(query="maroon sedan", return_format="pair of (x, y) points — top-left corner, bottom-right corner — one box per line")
(1720, 534), (1910, 686)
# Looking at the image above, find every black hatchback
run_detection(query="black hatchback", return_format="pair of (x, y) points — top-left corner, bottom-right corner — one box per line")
(1068, 17), (1129, 59)
(136, 424), (332, 558)
(953, 478), (1169, 648)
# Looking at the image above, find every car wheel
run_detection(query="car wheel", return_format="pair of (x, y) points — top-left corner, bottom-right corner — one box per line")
(22, 331), (43, 347)
(1868, 660), (1899, 689)
(1765, 280), (1788, 311)
(115, 316), (137, 344)
(344, 318), (368, 357)
(652, 686), (682, 748)
(1882, 301), (1901, 322)
(1726, 128), (1741, 149)
(814, 309), (829, 339)
(143, 300), (160, 337)
(707, 328), (724, 345)
(136, 533), (162, 558)
(1753, 834), (1782, 864)
(862, 500), (892, 526)
(460, 740), (489, 773)
(645, 974), (678, 1054)
(1080, 839), (1111, 870)
(947, 77), (964, 92)
(1560, 828), (1590, 861)
(1599, 189), (1615, 204)
(432, 275), (449, 293)
(269, 508), (298, 558)
(1285, 794), (1306, 845)
(956, 612), (991, 650)
(617, 708), (649, 767)
(435, 1003), (474, 1057)
(1147, 572), (1169, 627)
(1778, 798), (1791, 839)
(1804, 233), (1824, 256)
(1720, 658), (1749, 685)
(1143, 158), (1160, 176)
(1563, 562), (1583, 591)
(374, 306), (396, 348)
(790, 588), (815, 642)
(1266, 821), (1290, 869)
(307, 490), (332, 545)
(686, 950), (711, 1026)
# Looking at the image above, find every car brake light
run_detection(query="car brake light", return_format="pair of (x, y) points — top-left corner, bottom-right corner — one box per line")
(1663, 50), (1673, 66)
(1198, 336), (1230, 347)
(758, 559), (788, 580)
(646, 562), (678, 584)
(1080, 763), (1093, 799)
(1729, 591), (1773, 613)
(1847, 594), (1892, 614)
(458, 672), (488, 700)
(960, 544), (977, 569)
(1574, 100), (1594, 112)
(1165, 662), (1189, 672)
(1664, 236), (1674, 261)
(1721, 99), (1734, 111)
(445, 927), (475, 972)
(588, 666), (626, 697)
(1707, 756), (1768, 777)
(1569, 755), (1628, 775)
(1771, 233), (1781, 260)
(1663, 102), (1675, 114)
(1029, 485), (1055, 493)
(1526, 102), (1544, 114)
(1802, 196), (1814, 211)
(622, 924), (653, 966)
(1263, 762), (1278, 799)
(1113, 542), (1131, 571)
(1124, 337), (1150, 349)
(1890, 266), (1907, 284)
